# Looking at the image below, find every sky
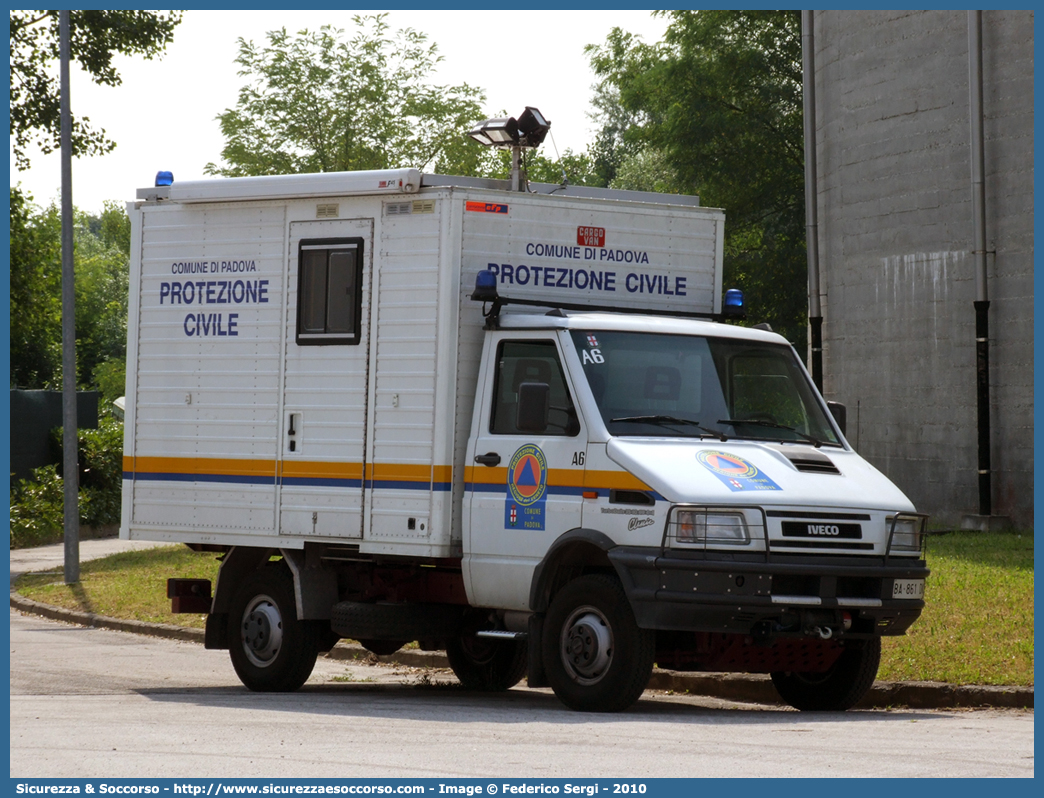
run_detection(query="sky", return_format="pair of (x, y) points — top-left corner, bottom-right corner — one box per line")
(11, 9), (671, 214)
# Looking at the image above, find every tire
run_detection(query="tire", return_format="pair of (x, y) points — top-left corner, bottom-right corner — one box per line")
(228, 565), (320, 692)
(446, 634), (528, 691)
(542, 574), (654, 712)
(771, 637), (881, 711)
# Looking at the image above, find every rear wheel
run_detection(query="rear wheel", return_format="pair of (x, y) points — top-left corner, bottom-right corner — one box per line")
(446, 634), (527, 691)
(228, 565), (319, 692)
(770, 637), (881, 711)
(542, 574), (654, 712)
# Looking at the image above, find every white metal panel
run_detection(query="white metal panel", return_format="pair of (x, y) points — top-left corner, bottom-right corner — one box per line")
(459, 191), (724, 315)
(279, 218), (374, 538)
(120, 203), (144, 540)
(127, 203), (286, 536)
(365, 200), (443, 548)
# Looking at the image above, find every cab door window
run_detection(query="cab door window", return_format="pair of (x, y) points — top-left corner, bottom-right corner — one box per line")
(490, 340), (579, 436)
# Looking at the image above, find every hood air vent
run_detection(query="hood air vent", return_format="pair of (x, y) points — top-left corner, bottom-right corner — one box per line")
(783, 451), (841, 475)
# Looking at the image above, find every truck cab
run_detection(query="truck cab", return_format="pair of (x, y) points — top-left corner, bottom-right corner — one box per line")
(455, 290), (927, 712)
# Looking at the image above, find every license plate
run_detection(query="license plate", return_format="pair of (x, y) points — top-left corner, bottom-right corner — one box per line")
(892, 579), (925, 599)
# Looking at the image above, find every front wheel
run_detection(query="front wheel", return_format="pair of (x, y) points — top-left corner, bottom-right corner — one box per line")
(542, 574), (654, 712)
(770, 637), (881, 711)
(228, 565), (319, 692)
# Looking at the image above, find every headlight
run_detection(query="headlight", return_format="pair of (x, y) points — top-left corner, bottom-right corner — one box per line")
(673, 509), (750, 546)
(888, 515), (924, 553)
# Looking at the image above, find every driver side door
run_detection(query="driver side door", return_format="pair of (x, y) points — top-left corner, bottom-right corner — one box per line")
(464, 334), (587, 610)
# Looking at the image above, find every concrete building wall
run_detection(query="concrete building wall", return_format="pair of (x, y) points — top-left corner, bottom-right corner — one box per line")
(812, 10), (1033, 527)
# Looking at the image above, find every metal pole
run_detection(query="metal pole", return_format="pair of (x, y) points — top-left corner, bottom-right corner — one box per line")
(968, 10), (992, 517)
(802, 10), (824, 392)
(60, 10), (80, 583)
(510, 146), (521, 192)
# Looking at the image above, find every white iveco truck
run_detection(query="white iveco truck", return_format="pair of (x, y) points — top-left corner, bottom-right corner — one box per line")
(122, 168), (928, 712)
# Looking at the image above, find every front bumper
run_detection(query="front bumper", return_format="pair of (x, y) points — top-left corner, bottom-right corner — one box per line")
(609, 546), (929, 639)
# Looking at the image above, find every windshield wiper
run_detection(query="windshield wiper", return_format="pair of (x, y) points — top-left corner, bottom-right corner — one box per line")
(717, 418), (823, 448)
(610, 415), (728, 441)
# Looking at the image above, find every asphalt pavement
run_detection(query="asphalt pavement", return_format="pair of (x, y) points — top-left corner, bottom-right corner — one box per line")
(9, 536), (1034, 710)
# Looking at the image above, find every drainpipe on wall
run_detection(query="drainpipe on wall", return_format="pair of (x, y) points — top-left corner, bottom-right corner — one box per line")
(802, 11), (824, 393)
(965, 11), (1006, 531)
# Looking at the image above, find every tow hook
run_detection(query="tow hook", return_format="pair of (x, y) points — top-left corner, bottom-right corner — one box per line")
(812, 625), (833, 640)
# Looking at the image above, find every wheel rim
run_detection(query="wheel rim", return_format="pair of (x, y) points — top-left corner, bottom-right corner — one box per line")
(560, 606), (613, 685)
(240, 593), (283, 668)
(458, 634), (497, 666)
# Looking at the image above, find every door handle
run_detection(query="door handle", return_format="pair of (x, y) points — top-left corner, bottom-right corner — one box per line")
(474, 452), (501, 467)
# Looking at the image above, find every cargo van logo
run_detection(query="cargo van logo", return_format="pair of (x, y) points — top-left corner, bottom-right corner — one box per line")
(577, 226), (605, 247)
(466, 201), (508, 215)
(696, 450), (782, 492)
(505, 444), (547, 530)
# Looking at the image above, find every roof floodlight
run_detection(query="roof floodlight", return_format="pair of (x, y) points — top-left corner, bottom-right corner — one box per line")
(468, 125), (494, 146)
(517, 106), (550, 147)
(481, 117), (520, 145)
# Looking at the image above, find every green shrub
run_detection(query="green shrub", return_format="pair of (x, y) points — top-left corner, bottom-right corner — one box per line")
(78, 417), (124, 526)
(10, 465), (76, 548)
(93, 358), (127, 406)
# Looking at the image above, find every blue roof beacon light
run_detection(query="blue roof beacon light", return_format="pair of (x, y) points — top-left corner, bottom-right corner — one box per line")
(155, 171), (174, 187)
(722, 288), (746, 319)
(471, 269), (499, 302)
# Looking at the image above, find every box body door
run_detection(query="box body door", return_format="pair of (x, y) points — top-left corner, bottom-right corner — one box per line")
(279, 219), (373, 538)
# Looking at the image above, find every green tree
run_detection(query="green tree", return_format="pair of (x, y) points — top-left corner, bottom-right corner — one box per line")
(9, 10), (182, 170)
(207, 15), (495, 177)
(74, 202), (131, 391)
(9, 190), (131, 391)
(523, 150), (605, 188)
(588, 11), (808, 348)
(10, 188), (62, 388)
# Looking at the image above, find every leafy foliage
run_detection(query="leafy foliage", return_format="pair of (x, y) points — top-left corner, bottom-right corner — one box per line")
(207, 16), (496, 177)
(523, 150), (605, 188)
(9, 466), (68, 549)
(587, 11), (808, 349)
(76, 417), (125, 527)
(10, 188), (63, 389)
(9, 189), (131, 390)
(9, 10), (182, 170)
(74, 202), (131, 390)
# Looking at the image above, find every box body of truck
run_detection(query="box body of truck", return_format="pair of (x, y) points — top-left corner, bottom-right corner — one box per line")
(123, 169), (722, 557)
(124, 169), (927, 712)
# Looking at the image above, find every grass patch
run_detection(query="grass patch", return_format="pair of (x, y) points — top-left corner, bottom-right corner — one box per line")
(15, 545), (221, 628)
(14, 532), (1034, 686)
(878, 530), (1033, 686)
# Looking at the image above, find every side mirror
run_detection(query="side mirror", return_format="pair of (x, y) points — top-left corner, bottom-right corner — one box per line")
(827, 401), (847, 436)
(516, 382), (550, 433)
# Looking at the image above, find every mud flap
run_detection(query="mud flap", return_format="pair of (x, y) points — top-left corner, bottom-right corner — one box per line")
(526, 613), (548, 688)
(204, 612), (228, 650)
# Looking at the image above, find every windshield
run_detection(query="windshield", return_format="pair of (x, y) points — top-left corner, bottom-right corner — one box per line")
(569, 330), (841, 446)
